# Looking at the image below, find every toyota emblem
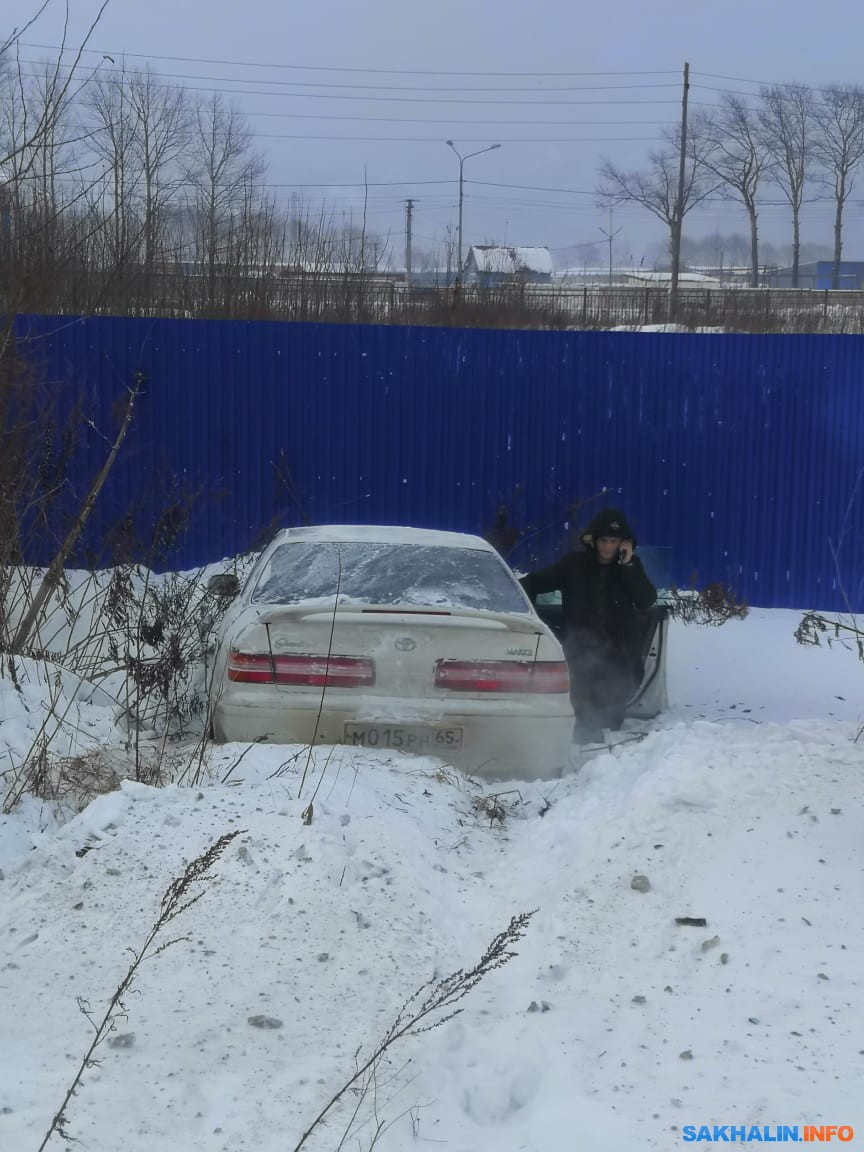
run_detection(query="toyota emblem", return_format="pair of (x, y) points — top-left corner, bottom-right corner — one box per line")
(395, 637), (416, 651)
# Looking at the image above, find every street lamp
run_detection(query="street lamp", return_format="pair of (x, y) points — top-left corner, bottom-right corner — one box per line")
(445, 140), (501, 284)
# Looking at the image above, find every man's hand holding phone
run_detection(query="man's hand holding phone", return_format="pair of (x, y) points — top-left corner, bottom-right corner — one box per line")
(618, 540), (634, 565)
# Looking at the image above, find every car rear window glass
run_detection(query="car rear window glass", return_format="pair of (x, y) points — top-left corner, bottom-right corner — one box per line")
(251, 542), (528, 612)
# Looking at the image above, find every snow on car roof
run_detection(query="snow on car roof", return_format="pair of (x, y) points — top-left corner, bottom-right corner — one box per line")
(269, 524), (497, 551)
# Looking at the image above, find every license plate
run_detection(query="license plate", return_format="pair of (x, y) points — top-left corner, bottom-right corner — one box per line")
(344, 723), (463, 753)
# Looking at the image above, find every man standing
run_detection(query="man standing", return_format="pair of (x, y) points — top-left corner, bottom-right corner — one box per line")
(519, 508), (657, 742)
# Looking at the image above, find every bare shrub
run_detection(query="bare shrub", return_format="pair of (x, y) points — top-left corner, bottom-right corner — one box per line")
(0, 555), (240, 808)
(37, 830), (241, 1152)
(106, 565), (233, 733)
(291, 910), (536, 1151)
(0, 340), (88, 647)
(10, 382), (139, 654)
(663, 581), (749, 626)
(471, 789), (524, 826)
(28, 747), (123, 809)
(1, 655), (118, 813)
(795, 610), (863, 659)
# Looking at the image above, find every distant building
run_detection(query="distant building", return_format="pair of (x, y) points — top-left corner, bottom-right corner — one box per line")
(463, 245), (553, 288)
(766, 261), (864, 289)
(407, 269), (457, 287)
(621, 270), (722, 288)
(554, 266), (618, 284)
(553, 267), (731, 287)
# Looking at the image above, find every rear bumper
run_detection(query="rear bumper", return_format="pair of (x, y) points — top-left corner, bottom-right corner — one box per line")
(212, 692), (571, 781)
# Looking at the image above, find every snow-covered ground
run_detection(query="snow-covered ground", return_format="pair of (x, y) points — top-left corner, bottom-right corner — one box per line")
(1, 608), (862, 1151)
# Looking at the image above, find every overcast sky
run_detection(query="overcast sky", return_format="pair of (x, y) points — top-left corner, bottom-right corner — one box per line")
(16, 0), (864, 268)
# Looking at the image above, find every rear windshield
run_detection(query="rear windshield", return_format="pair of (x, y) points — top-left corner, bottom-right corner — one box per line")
(251, 541), (528, 613)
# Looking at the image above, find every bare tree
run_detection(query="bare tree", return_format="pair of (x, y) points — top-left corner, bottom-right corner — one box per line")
(0, 62), (32, 275)
(84, 64), (142, 266)
(233, 185), (284, 270)
(812, 84), (864, 288)
(597, 115), (718, 286)
(758, 83), (814, 287)
(185, 93), (264, 310)
(0, 0), (111, 177)
(0, 1), (111, 317)
(411, 244), (438, 273)
(702, 94), (770, 288)
(128, 66), (190, 281)
(221, 179), (287, 317)
(16, 57), (83, 269)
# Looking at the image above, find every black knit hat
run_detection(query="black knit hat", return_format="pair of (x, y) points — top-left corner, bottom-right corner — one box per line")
(580, 507), (636, 548)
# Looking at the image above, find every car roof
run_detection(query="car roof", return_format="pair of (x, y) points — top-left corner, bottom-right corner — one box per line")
(267, 524), (499, 552)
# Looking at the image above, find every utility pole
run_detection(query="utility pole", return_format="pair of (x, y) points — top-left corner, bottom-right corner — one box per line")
(599, 207), (623, 288)
(669, 60), (690, 323)
(405, 199), (414, 289)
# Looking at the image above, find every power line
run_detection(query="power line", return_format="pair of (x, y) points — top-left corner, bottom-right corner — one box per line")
(691, 74), (848, 98)
(253, 134), (662, 142)
(548, 238), (612, 251)
(20, 45), (682, 78)
(18, 44), (839, 99)
(471, 179), (595, 195)
(16, 75), (697, 108)
(693, 71), (798, 87)
(257, 178), (453, 189)
(27, 161), (842, 208)
(690, 83), (779, 100)
(242, 112), (678, 127)
(16, 58), (685, 94)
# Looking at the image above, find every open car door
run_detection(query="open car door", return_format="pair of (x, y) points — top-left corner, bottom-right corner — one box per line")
(533, 593), (669, 720)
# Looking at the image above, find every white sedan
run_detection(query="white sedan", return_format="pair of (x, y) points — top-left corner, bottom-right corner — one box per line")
(209, 525), (572, 779)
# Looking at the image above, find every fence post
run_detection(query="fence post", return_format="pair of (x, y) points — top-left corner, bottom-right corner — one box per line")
(582, 285), (588, 326)
(764, 288), (770, 321)
(644, 286), (650, 324)
(823, 289), (829, 322)
(704, 289), (711, 326)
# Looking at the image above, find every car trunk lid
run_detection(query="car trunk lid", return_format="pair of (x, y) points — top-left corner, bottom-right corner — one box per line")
(229, 603), (565, 697)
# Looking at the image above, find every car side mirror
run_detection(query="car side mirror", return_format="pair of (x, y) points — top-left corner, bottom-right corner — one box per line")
(207, 572), (240, 599)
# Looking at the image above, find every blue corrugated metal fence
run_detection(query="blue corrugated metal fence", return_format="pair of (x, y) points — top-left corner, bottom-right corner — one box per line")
(12, 314), (864, 610)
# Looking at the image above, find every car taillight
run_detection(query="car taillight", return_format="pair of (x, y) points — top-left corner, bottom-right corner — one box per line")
(434, 659), (569, 693)
(228, 651), (375, 687)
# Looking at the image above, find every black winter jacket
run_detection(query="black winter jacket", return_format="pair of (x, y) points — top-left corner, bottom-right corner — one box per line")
(520, 549), (657, 664)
